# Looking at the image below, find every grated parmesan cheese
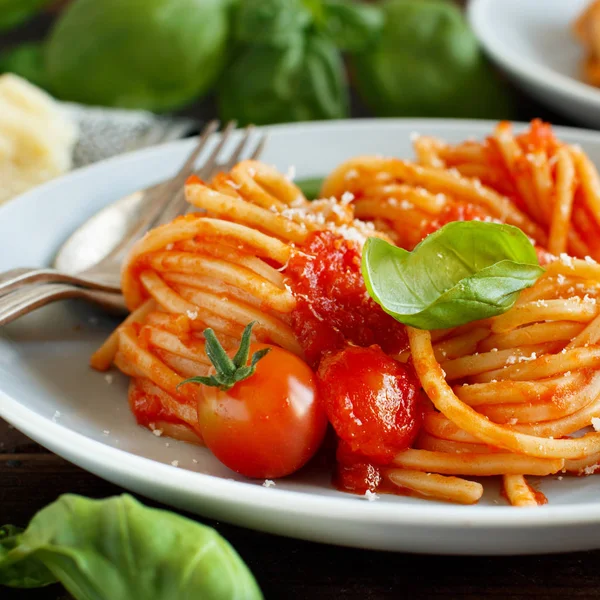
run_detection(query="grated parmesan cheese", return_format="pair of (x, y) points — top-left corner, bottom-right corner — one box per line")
(583, 464), (599, 476)
(364, 490), (379, 501)
(262, 479), (276, 488)
(592, 417), (600, 432)
(559, 253), (574, 268)
(186, 309), (199, 320)
(171, 460), (179, 468)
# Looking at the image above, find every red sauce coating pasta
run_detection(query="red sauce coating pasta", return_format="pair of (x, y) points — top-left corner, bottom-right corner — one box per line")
(285, 230), (409, 367)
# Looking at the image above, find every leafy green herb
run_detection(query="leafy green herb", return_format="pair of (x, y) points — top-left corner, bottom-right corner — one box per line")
(179, 321), (270, 392)
(0, 0), (52, 32)
(362, 221), (544, 330)
(234, 0), (312, 47)
(321, 0), (384, 53)
(45, 0), (231, 112)
(297, 177), (325, 200)
(351, 0), (514, 119)
(0, 494), (263, 599)
(0, 42), (48, 89)
(0, 525), (55, 588)
(218, 0), (385, 125)
(218, 31), (348, 126)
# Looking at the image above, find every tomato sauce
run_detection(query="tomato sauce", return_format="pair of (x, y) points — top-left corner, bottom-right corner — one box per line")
(333, 460), (382, 495)
(420, 201), (489, 240)
(285, 230), (409, 367)
(128, 381), (184, 428)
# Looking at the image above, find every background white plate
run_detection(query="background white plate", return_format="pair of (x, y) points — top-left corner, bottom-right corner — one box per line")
(3, 119), (600, 555)
(468, 0), (600, 127)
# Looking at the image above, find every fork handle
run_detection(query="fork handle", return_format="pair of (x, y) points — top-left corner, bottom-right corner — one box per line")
(0, 283), (126, 327)
(0, 267), (119, 297)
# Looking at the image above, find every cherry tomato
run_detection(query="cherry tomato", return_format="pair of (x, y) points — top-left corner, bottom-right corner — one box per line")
(198, 344), (328, 479)
(317, 345), (423, 464)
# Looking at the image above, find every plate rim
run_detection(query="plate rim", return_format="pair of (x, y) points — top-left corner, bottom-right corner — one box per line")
(468, 0), (600, 107)
(7, 116), (600, 226)
(4, 117), (600, 532)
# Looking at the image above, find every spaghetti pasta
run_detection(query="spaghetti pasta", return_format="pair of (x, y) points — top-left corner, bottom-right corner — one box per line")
(94, 121), (600, 507)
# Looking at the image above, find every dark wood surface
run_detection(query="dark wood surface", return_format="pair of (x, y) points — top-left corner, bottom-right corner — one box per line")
(3, 4), (600, 600)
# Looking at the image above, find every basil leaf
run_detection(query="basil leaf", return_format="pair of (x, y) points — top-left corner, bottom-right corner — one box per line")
(0, 0), (53, 32)
(362, 221), (544, 330)
(296, 177), (324, 200)
(0, 495), (263, 599)
(234, 0), (313, 47)
(218, 33), (348, 125)
(0, 526), (56, 588)
(350, 0), (514, 119)
(321, 0), (384, 52)
(0, 43), (49, 90)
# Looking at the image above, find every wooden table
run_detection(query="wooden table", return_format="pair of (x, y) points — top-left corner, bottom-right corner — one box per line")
(3, 5), (600, 600)
(5, 422), (600, 600)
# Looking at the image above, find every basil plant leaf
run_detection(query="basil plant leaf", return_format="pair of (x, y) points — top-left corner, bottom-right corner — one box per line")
(321, 0), (384, 52)
(0, 526), (56, 588)
(218, 33), (348, 126)
(351, 0), (514, 119)
(296, 177), (324, 200)
(0, 494), (263, 600)
(233, 0), (313, 47)
(0, 0), (53, 32)
(0, 42), (48, 90)
(362, 221), (544, 330)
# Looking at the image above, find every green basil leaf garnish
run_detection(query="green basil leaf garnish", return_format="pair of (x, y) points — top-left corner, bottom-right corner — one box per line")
(0, 494), (263, 599)
(362, 221), (544, 330)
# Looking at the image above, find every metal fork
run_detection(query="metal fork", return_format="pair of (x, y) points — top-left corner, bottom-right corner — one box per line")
(0, 121), (266, 296)
(0, 123), (267, 326)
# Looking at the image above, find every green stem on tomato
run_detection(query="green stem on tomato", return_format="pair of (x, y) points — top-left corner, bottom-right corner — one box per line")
(177, 322), (270, 392)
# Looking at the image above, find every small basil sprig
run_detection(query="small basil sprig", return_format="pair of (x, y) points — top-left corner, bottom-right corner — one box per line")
(0, 495), (263, 599)
(362, 221), (544, 330)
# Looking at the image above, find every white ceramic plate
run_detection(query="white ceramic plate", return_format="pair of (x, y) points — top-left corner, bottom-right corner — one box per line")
(4, 119), (600, 556)
(468, 0), (600, 128)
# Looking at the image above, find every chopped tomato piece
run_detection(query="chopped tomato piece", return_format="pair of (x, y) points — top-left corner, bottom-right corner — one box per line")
(317, 345), (423, 464)
(285, 230), (409, 367)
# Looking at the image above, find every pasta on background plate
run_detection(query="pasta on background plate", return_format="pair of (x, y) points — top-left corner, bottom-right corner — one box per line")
(93, 120), (600, 507)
